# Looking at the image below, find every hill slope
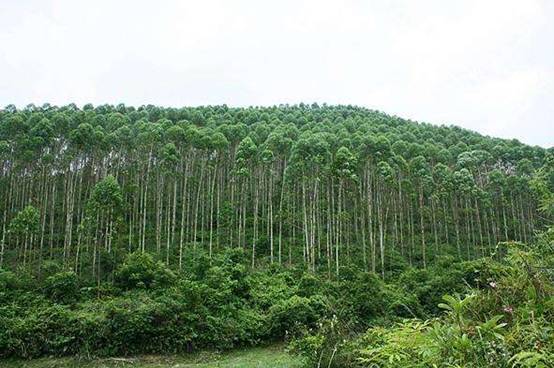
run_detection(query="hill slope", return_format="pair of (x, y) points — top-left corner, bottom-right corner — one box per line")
(0, 103), (549, 275)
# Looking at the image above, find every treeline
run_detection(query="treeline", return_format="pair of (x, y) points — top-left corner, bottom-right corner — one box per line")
(0, 103), (550, 278)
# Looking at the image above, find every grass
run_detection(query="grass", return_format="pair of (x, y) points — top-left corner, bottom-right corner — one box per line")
(1, 345), (305, 368)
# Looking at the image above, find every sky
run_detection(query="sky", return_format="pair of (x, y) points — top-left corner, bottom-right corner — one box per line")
(0, 1), (552, 147)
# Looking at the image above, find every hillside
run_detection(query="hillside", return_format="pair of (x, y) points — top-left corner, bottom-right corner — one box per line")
(0, 104), (552, 367)
(0, 103), (549, 274)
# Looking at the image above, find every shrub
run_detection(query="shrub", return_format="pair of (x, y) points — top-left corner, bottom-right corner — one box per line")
(313, 240), (554, 368)
(335, 272), (389, 323)
(114, 251), (176, 289)
(39, 260), (63, 278)
(269, 295), (328, 336)
(297, 272), (322, 298)
(247, 270), (296, 309)
(383, 285), (423, 318)
(289, 315), (352, 368)
(0, 269), (19, 292)
(397, 264), (471, 315)
(43, 271), (79, 304)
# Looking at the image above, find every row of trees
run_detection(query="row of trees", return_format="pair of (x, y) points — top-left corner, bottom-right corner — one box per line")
(0, 103), (550, 279)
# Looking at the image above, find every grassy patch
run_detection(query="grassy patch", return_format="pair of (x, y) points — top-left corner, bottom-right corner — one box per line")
(1, 345), (304, 368)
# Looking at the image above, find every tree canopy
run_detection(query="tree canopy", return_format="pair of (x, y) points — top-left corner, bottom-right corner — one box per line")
(0, 103), (551, 278)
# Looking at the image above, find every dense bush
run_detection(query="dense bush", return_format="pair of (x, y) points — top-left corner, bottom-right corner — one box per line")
(394, 256), (506, 315)
(1, 237), (551, 365)
(114, 251), (177, 289)
(268, 295), (328, 336)
(292, 241), (554, 367)
(0, 269), (18, 292)
(43, 271), (79, 304)
(0, 247), (422, 359)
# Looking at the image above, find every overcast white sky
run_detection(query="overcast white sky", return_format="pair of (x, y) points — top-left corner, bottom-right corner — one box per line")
(0, 1), (552, 147)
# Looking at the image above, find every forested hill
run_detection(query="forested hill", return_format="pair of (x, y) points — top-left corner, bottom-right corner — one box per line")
(0, 103), (550, 277)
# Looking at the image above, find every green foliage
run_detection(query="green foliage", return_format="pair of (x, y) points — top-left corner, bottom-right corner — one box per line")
(0, 104), (552, 363)
(530, 152), (554, 216)
(8, 205), (40, 237)
(114, 252), (176, 290)
(1, 237), (553, 364)
(292, 240), (554, 367)
(0, 248), (423, 360)
(89, 175), (123, 213)
(289, 315), (347, 368)
(354, 320), (437, 367)
(509, 351), (554, 368)
(394, 257), (504, 315)
(43, 271), (79, 304)
(335, 272), (389, 322)
(268, 295), (327, 336)
(0, 269), (19, 292)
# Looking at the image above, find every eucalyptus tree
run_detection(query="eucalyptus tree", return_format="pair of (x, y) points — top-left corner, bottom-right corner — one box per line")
(392, 155), (409, 255)
(8, 205), (39, 268)
(530, 152), (554, 217)
(235, 136), (258, 265)
(206, 130), (229, 258)
(375, 160), (394, 277)
(82, 175), (123, 281)
(160, 142), (179, 263)
(135, 120), (163, 252)
(357, 135), (391, 273)
(265, 123), (297, 264)
(409, 156), (431, 268)
(289, 132), (331, 272)
(0, 103), (547, 279)
(488, 169), (509, 242)
(166, 122), (194, 269)
(433, 163), (455, 252)
(453, 168), (478, 259)
(332, 146), (358, 274)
